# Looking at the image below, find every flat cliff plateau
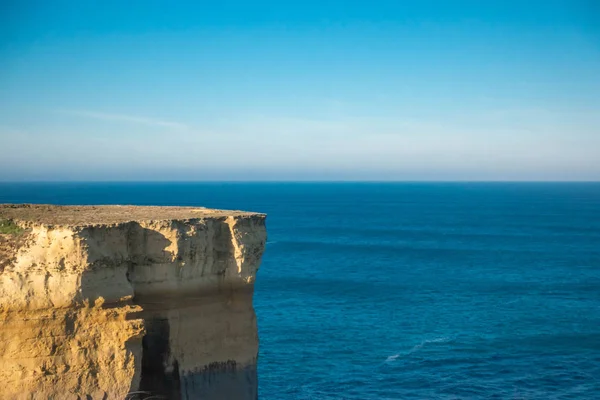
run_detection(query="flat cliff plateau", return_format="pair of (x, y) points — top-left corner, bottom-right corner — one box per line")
(0, 204), (267, 400)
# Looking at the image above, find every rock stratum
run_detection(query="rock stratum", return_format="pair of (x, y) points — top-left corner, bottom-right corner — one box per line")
(0, 204), (267, 400)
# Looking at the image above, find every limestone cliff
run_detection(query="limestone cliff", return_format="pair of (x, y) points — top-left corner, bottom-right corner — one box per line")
(0, 204), (267, 400)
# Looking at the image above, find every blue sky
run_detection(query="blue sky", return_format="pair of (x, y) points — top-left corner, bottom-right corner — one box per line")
(1, 0), (599, 181)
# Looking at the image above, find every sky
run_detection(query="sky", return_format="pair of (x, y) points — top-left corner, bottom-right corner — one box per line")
(1, 0), (599, 181)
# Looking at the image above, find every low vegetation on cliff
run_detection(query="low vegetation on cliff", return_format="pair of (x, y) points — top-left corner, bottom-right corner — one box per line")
(0, 219), (26, 272)
(0, 219), (24, 235)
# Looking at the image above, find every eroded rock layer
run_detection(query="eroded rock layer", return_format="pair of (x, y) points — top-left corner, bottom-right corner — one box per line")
(0, 205), (266, 400)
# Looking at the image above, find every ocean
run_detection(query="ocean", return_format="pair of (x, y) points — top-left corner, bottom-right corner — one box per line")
(1, 182), (599, 399)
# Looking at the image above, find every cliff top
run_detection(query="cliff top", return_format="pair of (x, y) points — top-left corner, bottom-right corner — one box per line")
(0, 204), (264, 226)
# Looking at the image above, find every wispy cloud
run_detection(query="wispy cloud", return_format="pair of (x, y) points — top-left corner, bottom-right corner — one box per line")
(57, 109), (190, 131)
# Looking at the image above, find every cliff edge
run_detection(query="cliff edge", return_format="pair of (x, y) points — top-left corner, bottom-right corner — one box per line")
(0, 204), (267, 400)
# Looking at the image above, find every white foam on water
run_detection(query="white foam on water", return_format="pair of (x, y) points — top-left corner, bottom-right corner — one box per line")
(384, 336), (454, 363)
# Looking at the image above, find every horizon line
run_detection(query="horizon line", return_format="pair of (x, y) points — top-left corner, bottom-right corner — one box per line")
(1, 180), (599, 184)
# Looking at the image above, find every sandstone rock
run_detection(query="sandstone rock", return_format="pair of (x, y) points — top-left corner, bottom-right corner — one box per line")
(0, 205), (266, 400)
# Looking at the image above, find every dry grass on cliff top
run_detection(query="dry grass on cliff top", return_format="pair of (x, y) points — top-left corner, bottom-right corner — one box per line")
(0, 204), (263, 225)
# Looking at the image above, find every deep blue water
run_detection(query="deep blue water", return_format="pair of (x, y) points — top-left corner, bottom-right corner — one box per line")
(1, 182), (600, 399)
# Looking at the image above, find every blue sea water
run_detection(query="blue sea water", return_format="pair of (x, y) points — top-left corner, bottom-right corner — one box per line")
(1, 182), (600, 399)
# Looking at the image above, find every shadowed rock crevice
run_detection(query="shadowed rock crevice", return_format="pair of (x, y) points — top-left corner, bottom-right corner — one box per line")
(139, 319), (181, 399)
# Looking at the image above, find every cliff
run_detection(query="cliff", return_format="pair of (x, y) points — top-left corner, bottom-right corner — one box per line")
(0, 204), (267, 400)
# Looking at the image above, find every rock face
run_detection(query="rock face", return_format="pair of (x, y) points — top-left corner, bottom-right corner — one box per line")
(0, 205), (267, 400)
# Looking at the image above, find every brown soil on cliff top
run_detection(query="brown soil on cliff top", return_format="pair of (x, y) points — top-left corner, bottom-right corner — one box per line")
(0, 204), (263, 226)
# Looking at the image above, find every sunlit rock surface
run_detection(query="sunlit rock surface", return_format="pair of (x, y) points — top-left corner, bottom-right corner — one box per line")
(0, 204), (266, 400)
